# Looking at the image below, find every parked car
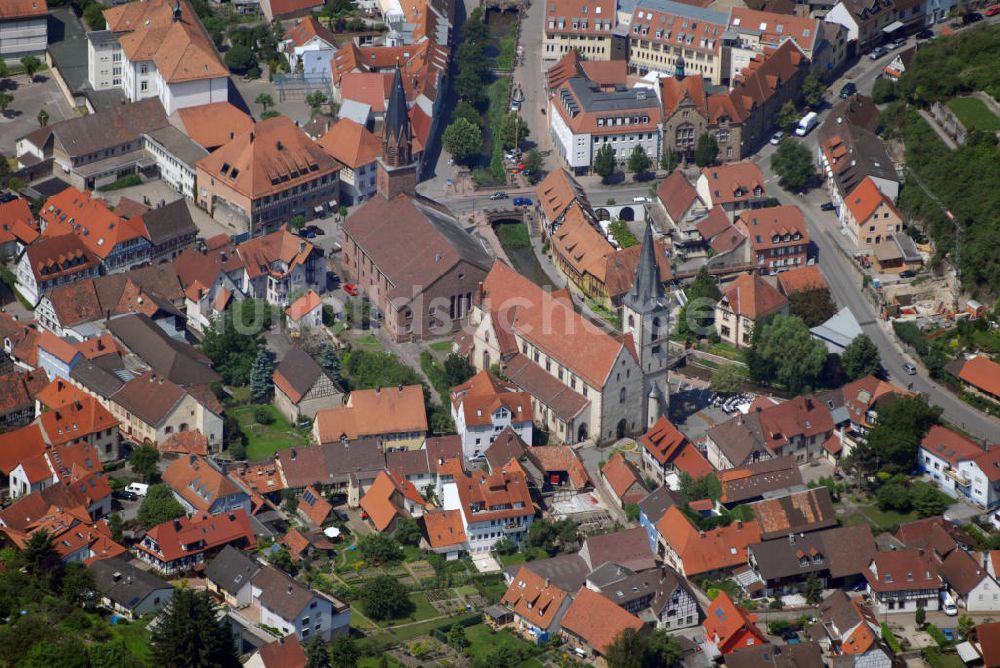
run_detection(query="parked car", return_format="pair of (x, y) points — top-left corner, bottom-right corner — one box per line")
(820, 202), (836, 211)
(986, 4), (1000, 16)
(891, 36), (906, 48)
(839, 82), (857, 98)
(489, 191), (508, 200)
(963, 11), (983, 23)
(343, 283), (359, 297)
(513, 197), (533, 207)
(114, 490), (139, 502)
(916, 28), (935, 39)
(899, 270), (916, 279)
(869, 46), (888, 59)
(903, 362), (918, 375)
(298, 228), (316, 239)
(125, 483), (149, 497)
(769, 130), (784, 145)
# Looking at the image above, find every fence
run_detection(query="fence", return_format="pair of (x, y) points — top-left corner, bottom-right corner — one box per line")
(929, 102), (968, 145)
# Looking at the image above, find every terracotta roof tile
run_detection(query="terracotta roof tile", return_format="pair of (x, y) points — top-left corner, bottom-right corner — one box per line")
(656, 505), (760, 576)
(163, 456), (242, 513)
(423, 509), (466, 549)
(735, 205), (808, 253)
(38, 394), (118, 446)
(314, 384), (427, 443)
(700, 162), (767, 206)
(776, 265), (827, 295)
(451, 370), (533, 428)
(174, 102), (253, 151)
(359, 470), (409, 532)
(536, 168), (587, 224)
(703, 592), (766, 652)
(285, 290), (322, 322)
(526, 445), (591, 488)
(920, 425), (984, 467)
(0, 0), (47, 19)
(501, 565), (571, 631)
(315, 118), (382, 169)
(560, 587), (644, 654)
(720, 274), (788, 320)
(958, 355), (1000, 400)
(601, 452), (644, 500)
(298, 485), (333, 526)
(845, 177), (902, 224)
(137, 510), (256, 563)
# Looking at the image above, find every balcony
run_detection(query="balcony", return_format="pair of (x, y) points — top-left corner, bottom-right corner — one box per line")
(944, 468), (971, 487)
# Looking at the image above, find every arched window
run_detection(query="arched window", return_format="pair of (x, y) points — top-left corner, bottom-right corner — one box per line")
(619, 387), (627, 403)
(628, 314), (635, 328)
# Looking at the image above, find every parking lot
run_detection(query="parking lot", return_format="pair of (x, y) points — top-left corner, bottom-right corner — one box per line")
(0, 73), (76, 156)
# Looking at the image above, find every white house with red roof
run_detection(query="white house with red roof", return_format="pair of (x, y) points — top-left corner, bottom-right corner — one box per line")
(441, 466), (535, 553)
(450, 370), (533, 460)
(235, 228), (324, 307)
(919, 425), (986, 501)
(696, 163), (768, 220)
(639, 415), (714, 486)
(285, 290), (323, 333)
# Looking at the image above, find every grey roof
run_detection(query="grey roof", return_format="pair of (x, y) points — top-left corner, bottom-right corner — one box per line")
(273, 347), (328, 401)
(565, 77), (661, 115)
(810, 307), (863, 354)
(108, 313), (220, 387)
(586, 562), (637, 589)
(70, 355), (131, 397)
(252, 564), (343, 620)
(141, 199), (199, 248)
(634, 0), (729, 24)
(520, 554), (591, 593)
(385, 448), (432, 477)
(36, 98), (169, 159)
(383, 64), (411, 148)
(638, 485), (682, 524)
(205, 545), (261, 595)
(483, 603), (513, 620)
(624, 222), (667, 315)
(338, 100), (372, 125)
(721, 456), (804, 504)
(89, 556), (172, 610)
(751, 488), (839, 541)
(893, 233), (921, 262)
(145, 125), (209, 167)
(276, 438), (386, 489)
(485, 427), (529, 472)
(581, 527), (656, 572)
(829, 125), (900, 197)
(707, 412), (771, 468)
(748, 524), (876, 582)
(725, 642), (825, 668)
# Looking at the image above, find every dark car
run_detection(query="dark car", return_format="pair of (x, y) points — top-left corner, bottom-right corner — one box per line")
(839, 82), (858, 98)
(916, 28), (935, 39)
(962, 11), (983, 23)
(115, 490), (139, 502)
(899, 270), (916, 279)
(298, 228), (316, 239)
(513, 197), (533, 207)
(820, 202), (836, 211)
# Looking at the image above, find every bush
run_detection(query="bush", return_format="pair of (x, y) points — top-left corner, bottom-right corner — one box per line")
(253, 406), (275, 425)
(926, 624), (951, 648)
(97, 174), (142, 192)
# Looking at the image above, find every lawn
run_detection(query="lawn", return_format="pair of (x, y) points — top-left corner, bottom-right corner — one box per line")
(377, 591), (440, 628)
(497, 551), (528, 567)
(352, 334), (382, 352)
(111, 618), (152, 663)
(429, 339), (455, 353)
(702, 341), (746, 362)
(495, 220), (531, 249)
(231, 404), (309, 460)
(947, 96), (1000, 132)
(856, 504), (920, 532)
(465, 624), (538, 662)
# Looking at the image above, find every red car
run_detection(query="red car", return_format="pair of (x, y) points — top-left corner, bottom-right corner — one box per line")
(343, 283), (359, 296)
(986, 4), (1000, 16)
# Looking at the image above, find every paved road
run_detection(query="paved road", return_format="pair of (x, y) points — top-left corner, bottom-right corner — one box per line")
(752, 53), (1000, 441)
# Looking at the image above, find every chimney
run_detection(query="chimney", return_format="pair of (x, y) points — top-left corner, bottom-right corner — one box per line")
(299, 241), (306, 254)
(789, 533), (795, 544)
(287, 585), (294, 595)
(249, 131), (255, 144)
(375, 387), (381, 395)
(736, 520), (743, 530)
(699, 530), (705, 538)
(544, 577), (551, 588)
(189, 454), (197, 467)
(290, 449), (297, 460)
(112, 571), (122, 582)
(172, 519), (182, 531)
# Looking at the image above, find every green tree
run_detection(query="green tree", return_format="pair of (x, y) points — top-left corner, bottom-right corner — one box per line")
(320, 346), (343, 381)
(60, 562), (95, 605)
(393, 517), (422, 546)
(777, 101), (800, 132)
(269, 546), (296, 575)
(84, 2), (106, 29)
(660, 148), (680, 172)
(329, 635), (359, 668)
(254, 93), (274, 114)
(137, 484), (186, 530)
(282, 488), (299, 514)
(358, 575), (414, 621)
(249, 349), (275, 402)
(129, 443), (160, 483)
(151, 588), (239, 667)
(224, 45), (255, 73)
(0, 92), (13, 114)
(958, 614), (975, 639)
(746, 315), (827, 393)
(523, 149), (543, 182)
(710, 364), (747, 395)
(447, 623), (468, 649)
(305, 634), (331, 668)
(802, 72), (826, 107)
(88, 641), (146, 668)
(37, 108), (48, 127)
(788, 287), (837, 328)
(20, 55), (41, 82)
(357, 533), (404, 565)
(290, 214), (307, 230)
(915, 606), (926, 628)
(108, 513), (124, 543)
(625, 503), (641, 521)
(866, 395), (941, 474)
(22, 637), (89, 668)
(871, 77), (898, 104)
(593, 143), (617, 182)
(442, 353), (476, 388)
(306, 90), (329, 116)
(451, 100), (481, 128)
(694, 133), (718, 167)
(677, 266), (722, 338)
(605, 627), (682, 668)
(910, 481), (950, 518)
(498, 113), (530, 150)
(200, 299), (268, 386)
(842, 334), (882, 380)
(0, 60), (7, 79)
(22, 530), (59, 577)
(678, 472), (722, 502)
(442, 118), (483, 165)
(876, 475), (912, 512)
(627, 145), (652, 176)
(771, 138), (816, 192)
(804, 572), (824, 605)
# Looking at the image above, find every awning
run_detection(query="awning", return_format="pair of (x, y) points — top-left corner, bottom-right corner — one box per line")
(955, 641), (979, 664)
(882, 20), (905, 33)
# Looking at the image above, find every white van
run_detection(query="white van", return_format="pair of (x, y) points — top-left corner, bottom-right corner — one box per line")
(941, 592), (958, 616)
(795, 111), (819, 137)
(125, 482), (149, 497)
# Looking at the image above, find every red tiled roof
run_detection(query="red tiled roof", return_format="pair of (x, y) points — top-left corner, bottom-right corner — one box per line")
(561, 587), (644, 655)
(360, 471), (408, 532)
(703, 592), (766, 653)
(920, 425), (984, 467)
(640, 416), (688, 466)
(735, 205), (808, 253)
(776, 265), (827, 295)
(315, 118), (382, 169)
(866, 548), (940, 592)
(0, 197), (37, 245)
(162, 456), (242, 513)
(700, 162), (767, 206)
(138, 510), (256, 563)
(0, 370), (46, 416)
(720, 274), (788, 320)
(656, 505), (760, 576)
(450, 370), (533, 428)
(601, 452), (644, 500)
(159, 430), (210, 456)
(298, 485), (333, 526)
(285, 290), (322, 322)
(38, 395), (118, 446)
(527, 445), (591, 488)
(175, 102), (254, 150)
(423, 509), (466, 549)
(0, 424), (46, 475)
(845, 177), (902, 224)
(959, 355), (1000, 399)
(501, 565), (571, 631)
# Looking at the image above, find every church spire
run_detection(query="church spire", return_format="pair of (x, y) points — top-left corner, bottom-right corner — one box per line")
(382, 62), (411, 167)
(625, 221), (665, 312)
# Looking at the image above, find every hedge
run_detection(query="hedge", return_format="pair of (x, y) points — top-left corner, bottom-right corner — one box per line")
(881, 623), (902, 653)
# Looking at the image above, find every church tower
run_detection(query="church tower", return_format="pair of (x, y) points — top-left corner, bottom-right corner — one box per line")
(622, 222), (671, 428)
(376, 63), (417, 200)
